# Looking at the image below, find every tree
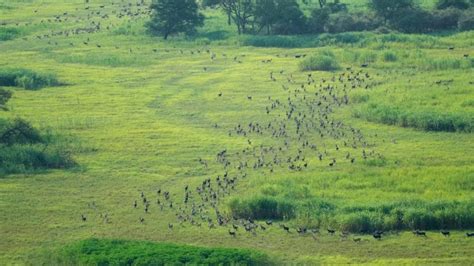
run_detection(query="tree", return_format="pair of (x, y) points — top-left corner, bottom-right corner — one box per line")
(272, 0), (307, 35)
(221, 0), (254, 34)
(369, 0), (415, 22)
(254, 0), (306, 35)
(436, 0), (471, 10)
(147, 0), (204, 39)
(308, 7), (331, 33)
(255, 0), (278, 34)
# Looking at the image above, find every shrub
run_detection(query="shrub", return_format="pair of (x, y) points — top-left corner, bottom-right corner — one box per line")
(0, 88), (12, 109)
(228, 196), (296, 220)
(326, 12), (381, 33)
(436, 0), (471, 9)
(390, 8), (434, 33)
(0, 27), (20, 41)
(0, 68), (60, 90)
(458, 10), (474, 30)
(0, 145), (75, 175)
(40, 239), (272, 265)
(299, 51), (340, 71)
(0, 118), (75, 175)
(370, 0), (415, 21)
(0, 118), (43, 145)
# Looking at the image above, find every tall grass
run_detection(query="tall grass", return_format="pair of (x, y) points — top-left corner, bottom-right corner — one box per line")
(0, 68), (60, 90)
(299, 51), (341, 71)
(38, 238), (272, 265)
(354, 103), (473, 132)
(0, 118), (75, 176)
(228, 196), (296, 220)
(0, 27), (21, 41)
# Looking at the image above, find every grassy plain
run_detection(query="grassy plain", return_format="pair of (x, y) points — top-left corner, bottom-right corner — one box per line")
(0, 0), (473, 264)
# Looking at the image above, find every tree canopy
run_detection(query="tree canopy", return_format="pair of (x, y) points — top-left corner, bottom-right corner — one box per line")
(147, 0), (204, 39)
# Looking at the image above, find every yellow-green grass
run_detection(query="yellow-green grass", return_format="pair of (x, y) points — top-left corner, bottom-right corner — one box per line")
(1, 0), (473, 264)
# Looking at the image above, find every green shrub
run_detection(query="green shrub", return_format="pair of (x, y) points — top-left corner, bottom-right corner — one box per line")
(0, 68), (60, 90)
(0, 118), (75, 175)
(40, 239), (272, 265)
(0, 144), (75, 175)
(0, 118), (43, 145)
(0, 27), (20, 41)
(326, 12), (381, 33)
(391, 8), (434, 33)
(0, 88), (12, 109)
(229, 196), (296, 220)
(299, 51), (340, 71)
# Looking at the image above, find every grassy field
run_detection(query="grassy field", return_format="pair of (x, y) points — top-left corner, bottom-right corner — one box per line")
(1, 0), (473, 264)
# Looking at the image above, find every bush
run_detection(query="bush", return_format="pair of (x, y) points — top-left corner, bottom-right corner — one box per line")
(391, 8), (434, 33)
(326, 12), (381, 33)
(0, 27), (20, 41)
(229, 196), (296, 220)
(458, 10), (474, 30)
(40, 239), (272, 265)
(0, 144), (75, 175)
(0, 118), (75, 175)
(436, 0), (471, 9)
(0, 88), (12, 109)
(299, 51), (340, 71)
(0, 118), (43, 145)
(0, 68), (60, 90)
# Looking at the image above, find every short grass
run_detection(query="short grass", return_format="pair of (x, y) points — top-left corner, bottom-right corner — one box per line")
(0, 0), (473, 264)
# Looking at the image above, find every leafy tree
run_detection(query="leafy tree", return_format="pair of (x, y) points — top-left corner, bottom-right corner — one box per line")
(221, 0), (254, 34)
(254, 0), (306, 35)
(254, 0), (278, 34)
(272, 0), (307, 35)
(369, 0), (415, 22)
(147, 0), (204, 39)
(308, 7), (331, 33)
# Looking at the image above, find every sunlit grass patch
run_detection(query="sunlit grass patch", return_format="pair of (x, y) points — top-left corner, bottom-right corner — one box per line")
(38, 238), (272, 265)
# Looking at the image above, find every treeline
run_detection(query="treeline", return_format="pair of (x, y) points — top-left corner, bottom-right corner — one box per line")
(210, 0), (474, 34)
(147, 0), (474, 39)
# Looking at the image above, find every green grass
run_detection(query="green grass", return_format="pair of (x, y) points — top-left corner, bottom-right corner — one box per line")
(0, 68), (60, 90)
(0, 118), (75, 175)
(299, 50), (341, 71)
(37, 238), (271, 265)
(0, 0), (473, 265)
